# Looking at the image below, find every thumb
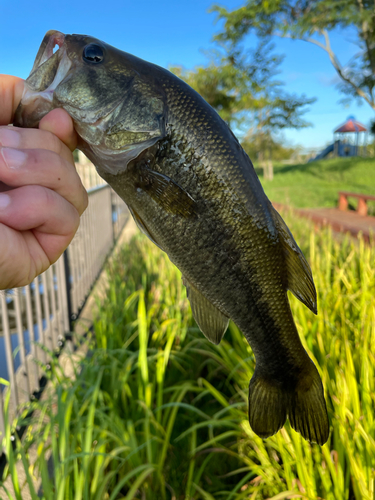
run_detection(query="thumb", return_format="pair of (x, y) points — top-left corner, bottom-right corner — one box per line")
(39, 108), (78, 151)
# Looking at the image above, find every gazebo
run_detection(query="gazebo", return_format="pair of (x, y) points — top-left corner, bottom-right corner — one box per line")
(333, 116), (367, 157)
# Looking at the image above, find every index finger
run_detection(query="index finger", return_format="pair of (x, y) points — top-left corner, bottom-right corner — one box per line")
(0, 75), (25, 126)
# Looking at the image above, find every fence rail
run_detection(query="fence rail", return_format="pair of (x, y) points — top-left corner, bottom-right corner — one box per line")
(0, 179), (129, 448)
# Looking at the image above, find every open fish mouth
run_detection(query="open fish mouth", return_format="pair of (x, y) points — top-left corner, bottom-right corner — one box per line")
(30, 30), (66, 74)
(14, 30), (72, 128)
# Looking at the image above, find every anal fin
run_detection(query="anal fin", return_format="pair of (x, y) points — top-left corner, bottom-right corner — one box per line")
(183, 278), (229, 345)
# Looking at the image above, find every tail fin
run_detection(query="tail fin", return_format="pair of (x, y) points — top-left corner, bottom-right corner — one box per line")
(248, 364), (329, 445)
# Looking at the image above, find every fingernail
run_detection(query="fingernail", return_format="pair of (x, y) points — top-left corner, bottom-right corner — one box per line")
(0, 128), (20, 148)
(1, 148), (27, 169)
(0, 193), (10, 209)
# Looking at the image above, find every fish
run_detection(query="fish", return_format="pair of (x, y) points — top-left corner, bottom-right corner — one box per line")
(14, 30), (329, 445)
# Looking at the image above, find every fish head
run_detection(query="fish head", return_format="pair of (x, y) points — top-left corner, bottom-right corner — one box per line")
(14, 31), (167, 176)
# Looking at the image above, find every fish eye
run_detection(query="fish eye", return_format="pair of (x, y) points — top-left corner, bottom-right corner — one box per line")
(82, 43), (105, 64)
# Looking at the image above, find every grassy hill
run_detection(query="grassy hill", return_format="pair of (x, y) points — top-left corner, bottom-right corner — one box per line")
(259, 157), (375, 209)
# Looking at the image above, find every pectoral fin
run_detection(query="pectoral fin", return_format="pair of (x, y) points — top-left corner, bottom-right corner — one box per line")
(183, 278), (229, 345)
(129, 206), (163, 250)
(137, 169), (198, 218)
(272, 207), (317, 314)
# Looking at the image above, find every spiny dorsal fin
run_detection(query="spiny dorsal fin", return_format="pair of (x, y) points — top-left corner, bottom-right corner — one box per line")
(271, 207), (317, 314)
(183, 278), (229, 345)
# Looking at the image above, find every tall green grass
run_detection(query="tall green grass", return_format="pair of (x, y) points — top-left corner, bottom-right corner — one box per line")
(1, 214), (374, 499)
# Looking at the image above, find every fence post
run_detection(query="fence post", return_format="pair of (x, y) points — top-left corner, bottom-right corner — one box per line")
(0, 388), (4, 446)
(63, 251), (73, 333)
(58, 258), (70, 335)
(0, 293), (18, 411)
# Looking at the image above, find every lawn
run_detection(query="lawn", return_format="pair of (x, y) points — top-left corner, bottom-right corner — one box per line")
(259, 157), (375, 209)
(1, 211), (374, 499)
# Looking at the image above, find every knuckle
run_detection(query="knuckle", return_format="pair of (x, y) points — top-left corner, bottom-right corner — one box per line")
(56, 151), (68, 173)
(46, 149), (71, 178)
(69, 207), (81, 235)
(38, 184), (56, 210)
(80, 187), (89, 214)
(69, 178), (88, 216)
(42, 129), (62, 154)
(37, 185), (80, 235)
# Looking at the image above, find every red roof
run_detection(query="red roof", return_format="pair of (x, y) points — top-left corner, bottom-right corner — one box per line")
(334, 118), (367, 133)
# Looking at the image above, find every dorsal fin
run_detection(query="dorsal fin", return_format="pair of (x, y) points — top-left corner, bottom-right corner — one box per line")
(183, 278), (229, 345)
(271, 207), (317, 314)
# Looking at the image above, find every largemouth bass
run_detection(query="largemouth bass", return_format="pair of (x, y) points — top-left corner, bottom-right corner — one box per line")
(14, 31), (329, 444)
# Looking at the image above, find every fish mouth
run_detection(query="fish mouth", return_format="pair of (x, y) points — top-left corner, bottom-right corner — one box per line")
(14, 30), (72, 128)
(30, 30), (66, 75)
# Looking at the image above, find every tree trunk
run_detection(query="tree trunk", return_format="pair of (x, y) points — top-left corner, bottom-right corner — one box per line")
(265, 160), (274, 181)
(263, 147), (274, 181)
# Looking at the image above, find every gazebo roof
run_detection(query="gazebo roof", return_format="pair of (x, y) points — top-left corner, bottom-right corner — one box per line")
(334, 116), (367, 133)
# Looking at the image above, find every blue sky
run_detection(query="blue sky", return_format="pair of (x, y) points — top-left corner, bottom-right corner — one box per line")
(1, 0), (373, 151)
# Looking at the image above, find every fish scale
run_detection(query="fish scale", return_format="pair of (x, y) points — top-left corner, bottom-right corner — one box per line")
(14, 31), (329, 445)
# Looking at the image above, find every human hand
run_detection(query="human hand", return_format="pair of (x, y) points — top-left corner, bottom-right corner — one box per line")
(0, 75), (88, 290)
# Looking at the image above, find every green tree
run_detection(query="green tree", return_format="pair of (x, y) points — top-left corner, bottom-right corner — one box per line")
(171, 42), (314, 178)
(242, 131), (302, 163)
(212, 0), (375, 111)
